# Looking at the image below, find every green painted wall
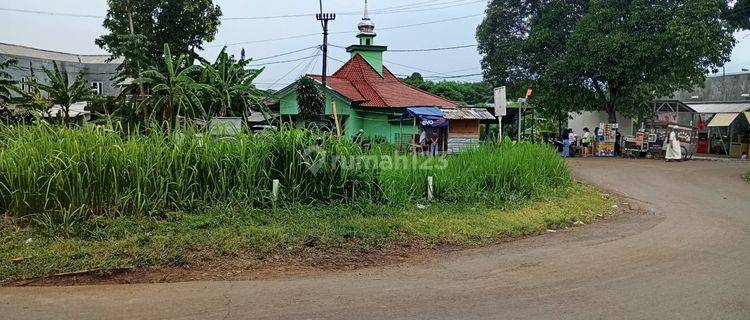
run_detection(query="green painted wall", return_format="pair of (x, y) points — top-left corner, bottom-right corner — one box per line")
(350, 51), (383, 76)
(278, 88), (415, 144)
(357, 110), (416, 144)
(359, 35), (375, 46)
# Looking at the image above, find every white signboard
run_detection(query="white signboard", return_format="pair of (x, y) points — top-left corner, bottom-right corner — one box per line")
(494, 86), (507, 117)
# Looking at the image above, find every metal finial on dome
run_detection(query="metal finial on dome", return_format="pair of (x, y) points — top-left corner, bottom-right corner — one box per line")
(358, 0), (376, 36)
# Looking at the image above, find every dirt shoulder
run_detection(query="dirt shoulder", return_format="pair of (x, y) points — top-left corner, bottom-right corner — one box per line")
(2, 184), (620, 287)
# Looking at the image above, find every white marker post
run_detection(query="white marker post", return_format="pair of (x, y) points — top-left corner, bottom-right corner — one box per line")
(427, 176), (434, 201)
(494, 87), (507, 140)
(272, 179), (280, 201)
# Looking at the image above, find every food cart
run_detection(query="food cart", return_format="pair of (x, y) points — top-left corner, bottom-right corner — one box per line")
(622, 131), (650, 158)
(620, 100), (698, 160)
(645, 121), (698, 160)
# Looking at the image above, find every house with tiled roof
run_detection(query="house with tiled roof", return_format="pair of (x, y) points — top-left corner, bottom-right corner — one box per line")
(276, 2), (465, 145)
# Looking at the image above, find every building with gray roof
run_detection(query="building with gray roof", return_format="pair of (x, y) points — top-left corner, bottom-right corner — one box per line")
(0, 42), (124, 97)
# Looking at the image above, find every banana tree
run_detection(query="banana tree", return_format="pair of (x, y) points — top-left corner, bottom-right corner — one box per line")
(199, 47), (265, 121)
(33, 61), (92, 126)
(136, 44), (212, 132)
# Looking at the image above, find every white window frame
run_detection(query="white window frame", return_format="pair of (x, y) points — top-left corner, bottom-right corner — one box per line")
(91, 81), (103, 95)
(20, 78), (30, 93)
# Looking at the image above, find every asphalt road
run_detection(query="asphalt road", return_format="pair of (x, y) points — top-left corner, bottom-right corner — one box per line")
(2, 159), (749, 319)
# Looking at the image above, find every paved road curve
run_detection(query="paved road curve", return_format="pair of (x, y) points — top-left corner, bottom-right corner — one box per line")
(2, 159), (749, 319)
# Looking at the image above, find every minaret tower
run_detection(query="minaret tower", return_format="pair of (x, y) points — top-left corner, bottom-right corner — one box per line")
(347, 0), (388, 76)
(357, 0), (376, 46)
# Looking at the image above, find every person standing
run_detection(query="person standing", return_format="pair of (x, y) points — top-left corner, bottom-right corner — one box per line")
(429, 132), (440, 157)
(562, 129), (571, 157)
(582, 128), (593, 157)
(665, 131), (682, 162)
(615, 130), (622, 157)
(418, 129), (427, 155)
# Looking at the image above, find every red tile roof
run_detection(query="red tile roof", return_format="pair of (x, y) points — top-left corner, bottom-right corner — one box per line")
(308, 54), (458, 109)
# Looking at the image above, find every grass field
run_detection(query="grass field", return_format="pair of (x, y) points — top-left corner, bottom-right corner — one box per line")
(0, 184), (613, 282)
(0, 124), (611, 282)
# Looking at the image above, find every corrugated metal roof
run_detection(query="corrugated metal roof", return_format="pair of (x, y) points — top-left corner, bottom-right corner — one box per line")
(247, 111), (279, 123)
(685, 102), (750, 114)
(0, 42), (122, 64)
(707, 113), (739, 127)
(441, 108), (496, 120)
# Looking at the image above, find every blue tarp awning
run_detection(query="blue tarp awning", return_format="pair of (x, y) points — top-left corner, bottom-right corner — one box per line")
(403, 107), (448, 128)
(404, 107), (445, 118)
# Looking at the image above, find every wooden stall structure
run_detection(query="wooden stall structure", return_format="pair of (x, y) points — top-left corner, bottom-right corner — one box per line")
(441, 108), (496, 154)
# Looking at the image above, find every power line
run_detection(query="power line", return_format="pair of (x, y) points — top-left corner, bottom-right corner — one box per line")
(216, 13), (485, 48)
(373, 0), (487, 15)
(0, 7), (103, 18)
(208, 33), (321, 48)
(328, 54), (482, 80)
(383, 59), (451, 76)
(423, 73), (484, 79)
(215, 0), (486, 20)
(251, 45), (320, 61)
(379, 13), (484, 31)
(389, 44), (477, 52)
(0, 1), (486, 21)
(266, 50), (320, 89)
(330, 43), (477, 52)
(247, 54), (321, 67)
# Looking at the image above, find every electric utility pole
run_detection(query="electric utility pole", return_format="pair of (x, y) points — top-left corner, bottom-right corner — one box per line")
(316, 0), (335, 90)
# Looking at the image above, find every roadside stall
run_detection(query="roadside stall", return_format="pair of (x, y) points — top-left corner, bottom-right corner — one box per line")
(622, 131), (649, 158)
(596, 122), (618, 157)
(621, 100), (699, 160)
(685, 102), (750, 157)
(705, 112), (750, 157)
(401, 107), (448, 154)
(646, 122), (698, 160)
(441, 108), (496, 154)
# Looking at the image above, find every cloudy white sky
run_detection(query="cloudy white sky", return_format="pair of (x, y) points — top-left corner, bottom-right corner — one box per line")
(1, 0), (749, 90)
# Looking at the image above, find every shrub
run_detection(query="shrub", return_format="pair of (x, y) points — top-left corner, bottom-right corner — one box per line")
(0, 124), (571, 221)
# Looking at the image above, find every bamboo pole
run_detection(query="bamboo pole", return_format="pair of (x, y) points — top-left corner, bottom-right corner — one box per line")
(331, 100), (342, 138)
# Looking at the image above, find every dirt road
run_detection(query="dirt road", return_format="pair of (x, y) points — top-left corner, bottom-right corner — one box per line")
(2, 159), (749, 319)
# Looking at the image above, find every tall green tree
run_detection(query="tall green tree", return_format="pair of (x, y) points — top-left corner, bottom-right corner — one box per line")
(96, 0), (222, 80)
(402, 72), (493, 105)
(31, 62), (92, 125)
(136, 44), (213, 131)
(723, 0), (750, 30)
(477, 0), (735, 123)
(199, 48), (265, 119)
(295, 76), (325, 121)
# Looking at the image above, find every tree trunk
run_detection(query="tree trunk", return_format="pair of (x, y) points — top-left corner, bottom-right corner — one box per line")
(63, 104), (70, 127)
(606, 103), (617, 124)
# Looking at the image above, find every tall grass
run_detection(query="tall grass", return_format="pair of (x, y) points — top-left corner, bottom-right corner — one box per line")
(0, 124), (571, 222)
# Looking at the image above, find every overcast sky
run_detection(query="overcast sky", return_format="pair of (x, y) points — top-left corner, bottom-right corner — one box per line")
(1, 0), (749, 90)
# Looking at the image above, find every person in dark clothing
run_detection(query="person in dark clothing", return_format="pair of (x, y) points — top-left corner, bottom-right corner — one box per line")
(615, 130), (622, 156)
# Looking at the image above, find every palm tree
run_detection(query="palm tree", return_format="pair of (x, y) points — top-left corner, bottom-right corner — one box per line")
(199, 47), (265, 120)
(34, 61), (92, 125)
(0, 58), (18, 106)
(136, 44), (212, 132)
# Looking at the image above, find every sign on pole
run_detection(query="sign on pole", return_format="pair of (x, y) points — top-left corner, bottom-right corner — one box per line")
(494, 87), (507, 116)
(494, 87), (507, 140)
